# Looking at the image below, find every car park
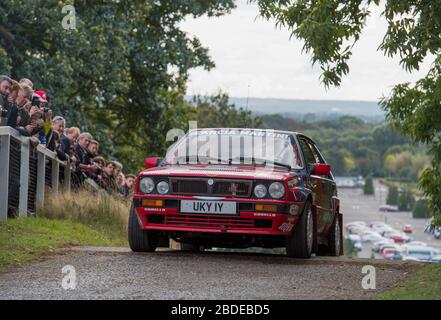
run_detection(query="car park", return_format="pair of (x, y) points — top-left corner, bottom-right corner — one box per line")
(129, 128), (343, 258)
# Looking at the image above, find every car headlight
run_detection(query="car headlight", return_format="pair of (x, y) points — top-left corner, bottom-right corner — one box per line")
(269, 182), (285, 199)
(139, 177), (155, 194)
(254, 184), (267, 198)
(157, 181), (169, 194)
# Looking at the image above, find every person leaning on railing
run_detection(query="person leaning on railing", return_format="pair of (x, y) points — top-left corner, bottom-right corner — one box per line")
(0, 75), (12, 125)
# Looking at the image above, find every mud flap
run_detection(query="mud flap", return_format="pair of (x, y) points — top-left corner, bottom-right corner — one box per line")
(338, 213), (344, 255)
(312, 205), (318, 254)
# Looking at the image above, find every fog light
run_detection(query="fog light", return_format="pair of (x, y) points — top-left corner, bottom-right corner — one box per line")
(289, 204), (300, 215)
(255, 204), (278, 212)
(142, 199), (164, 207)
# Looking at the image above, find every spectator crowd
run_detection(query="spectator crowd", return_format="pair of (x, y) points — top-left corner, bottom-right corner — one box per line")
(0, 75), (135, 198)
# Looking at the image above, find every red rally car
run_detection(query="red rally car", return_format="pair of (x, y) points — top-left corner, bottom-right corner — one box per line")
(129, 128), (343, 258)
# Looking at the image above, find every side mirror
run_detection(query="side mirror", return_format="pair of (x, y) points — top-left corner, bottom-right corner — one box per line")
(145, 157), (161, 169)
(310, 163), (331, 176)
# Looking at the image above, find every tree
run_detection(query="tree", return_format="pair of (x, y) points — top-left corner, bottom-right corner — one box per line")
(0, 1), (236, 173)
(193, 93), (262, 128)
(363, 175), (374, 195)
(255, 0), (441, 225)
(386, 186), (398, 206)
(398, 189), (415, 212)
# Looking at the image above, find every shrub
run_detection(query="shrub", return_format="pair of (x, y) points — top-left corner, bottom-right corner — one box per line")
(413, 199), (432, 219)
(386, 186), (398, 205)
(363, 175), (374, 195)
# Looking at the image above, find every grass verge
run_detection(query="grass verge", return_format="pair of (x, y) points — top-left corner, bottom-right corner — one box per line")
(376, 264), (441, 300)
(0, 190), (129, 271)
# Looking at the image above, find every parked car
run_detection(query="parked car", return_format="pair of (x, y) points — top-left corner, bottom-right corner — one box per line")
(372, 239), (394, 253)
(383, 231), (411, 243)
(431, 255), (441, 264)
(347, 234), (361, 242)
(379, 243), (401, 254)
(402, 246), (440, 263)
(383, 249), (403, 260)
(404, 241), (427, 247)
(129, 128), (343, 258)
(353, 241), (362, 252)
(434, 227), (441, 239)
(402, 224), (413, 234)
(379, 205), (398, 212)
(361, 233), (384, 243)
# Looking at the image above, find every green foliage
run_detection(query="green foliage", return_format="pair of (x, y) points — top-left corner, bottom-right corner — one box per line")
(0, 0), (235, 173)
(194, 93), (262, 129)
(363, 175), (374, 195)
(413, 199), (432, 219)
(386, 186), (398, 206)
(397, 189), (415, 212)
(343, 237), (357, 258)
(255, 0), (441, 224)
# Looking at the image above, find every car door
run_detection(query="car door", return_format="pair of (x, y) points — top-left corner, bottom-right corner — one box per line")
(298, 137), (335, 234)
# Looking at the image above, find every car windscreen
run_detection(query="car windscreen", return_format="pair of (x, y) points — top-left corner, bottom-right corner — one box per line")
(164, 129), (302, 169)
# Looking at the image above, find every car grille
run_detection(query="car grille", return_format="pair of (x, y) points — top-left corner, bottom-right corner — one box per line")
(163, 213), (267, 229)
(170, 178), (252, 198)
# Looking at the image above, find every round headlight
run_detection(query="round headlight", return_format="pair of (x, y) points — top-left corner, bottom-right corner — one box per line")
(269, 182), (285, 199)
(139, 177), (155, 193)
(254, 184), (267, 198)
(157, 181), (169, 194)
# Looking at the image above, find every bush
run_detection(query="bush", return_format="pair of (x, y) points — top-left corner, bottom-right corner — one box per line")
(363, 175), (374, 195)
(386, 186), (398, 205)
(413, 199), (432, 219)
(343, 238), (357, 258)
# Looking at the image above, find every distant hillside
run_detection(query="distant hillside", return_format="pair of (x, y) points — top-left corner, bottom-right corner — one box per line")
(228, 97), (384, 122)
(186, 96), (385, 122)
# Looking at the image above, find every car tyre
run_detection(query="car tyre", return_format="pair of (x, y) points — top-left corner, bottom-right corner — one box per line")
(128, 205), (158, 252)
(328, 215), (341, 256)
(286, 201), (314, 258)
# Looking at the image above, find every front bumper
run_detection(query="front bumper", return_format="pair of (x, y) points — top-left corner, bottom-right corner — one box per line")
(133, 195), (302, 236)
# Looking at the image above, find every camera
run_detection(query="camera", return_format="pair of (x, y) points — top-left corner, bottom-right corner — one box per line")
(31, 95), (41, 107)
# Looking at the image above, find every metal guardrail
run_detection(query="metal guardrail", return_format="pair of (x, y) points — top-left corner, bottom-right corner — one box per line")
(0, 126), (71, 221)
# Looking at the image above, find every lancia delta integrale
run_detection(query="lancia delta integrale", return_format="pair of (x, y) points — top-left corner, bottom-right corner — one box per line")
(128, 129), (342, 258)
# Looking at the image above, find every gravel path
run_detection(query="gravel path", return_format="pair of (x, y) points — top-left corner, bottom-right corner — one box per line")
(0, 247), (421, 300)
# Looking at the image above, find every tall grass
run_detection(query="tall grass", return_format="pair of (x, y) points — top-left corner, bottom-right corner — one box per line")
(38, 190), (130, 245)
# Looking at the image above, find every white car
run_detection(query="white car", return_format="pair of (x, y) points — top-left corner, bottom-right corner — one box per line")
(354, 241), (362, 252)
(372, 239), (394, 253)
(347, 234), (361, 242)
(404, 241), (427, 247)
(402, 246), (440, 263)
(361, 233), (385, 243)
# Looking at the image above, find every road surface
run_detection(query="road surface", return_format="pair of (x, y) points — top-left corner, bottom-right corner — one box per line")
(0, 179), (435, 299)
(0, 247), (420, 299)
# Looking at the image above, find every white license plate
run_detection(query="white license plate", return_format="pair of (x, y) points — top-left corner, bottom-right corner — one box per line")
(180, 200), (237, 215)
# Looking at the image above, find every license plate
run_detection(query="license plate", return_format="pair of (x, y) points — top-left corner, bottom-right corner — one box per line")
(180, 200), (237, 215)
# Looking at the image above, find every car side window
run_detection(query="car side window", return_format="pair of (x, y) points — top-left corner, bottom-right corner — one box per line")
(298, 138), (316, 165)
(308, 142), (325, 164)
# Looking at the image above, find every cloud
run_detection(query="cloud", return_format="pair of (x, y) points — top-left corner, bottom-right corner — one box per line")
(181, 0), (432, 101)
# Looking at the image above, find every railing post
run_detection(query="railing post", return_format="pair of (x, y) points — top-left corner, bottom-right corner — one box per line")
(0, 133), (10, 221)
(51, 159), (59, 194)
(18, 138), (30, 217)
(36, 151), (46, 209)
(64, 163), (71, 192)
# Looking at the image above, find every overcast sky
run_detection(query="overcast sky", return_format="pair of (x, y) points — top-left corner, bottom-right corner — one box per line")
(181, 0), (432, 102)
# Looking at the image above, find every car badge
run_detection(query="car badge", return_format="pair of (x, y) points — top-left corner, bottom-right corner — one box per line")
(207, 179), (214, 186)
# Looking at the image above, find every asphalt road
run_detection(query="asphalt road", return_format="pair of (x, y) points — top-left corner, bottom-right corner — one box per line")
(0, 248), (420, 300)
(0, 179), (434, 300)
